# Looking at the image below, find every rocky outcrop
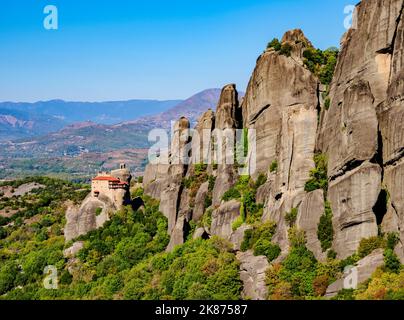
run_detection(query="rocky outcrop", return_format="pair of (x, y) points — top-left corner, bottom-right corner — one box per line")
(237, 250), (269, 300)
(328, 162), (381, 258)
(64, 194), (115, 241)
(211, 200), (241, 240)
(325, 249), (385, 297)
(240, 30), (319, 254)
(297, 190), (326, 261)
(212, 84), (241, 206)
(140, 0), (404, 298)
(63, 241), (84, 258)
(143, 84), (244, 251)
(242, 31), (318, 177)
(316, 0), (404, 259)
(192, 181), (209, 222)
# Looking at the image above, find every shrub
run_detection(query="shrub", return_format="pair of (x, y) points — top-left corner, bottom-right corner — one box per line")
(304, 153), (328, 194)
(267, 38), (281, 51)
(327, 249), (337, 260)
(384, 249), (401, 274)
(0, 261), (19, 295)
(270, 161), (278, 173)
(280, 244), (318, 297)
(317, 201), (334, 251)
(324, 97), (331, 110)
(222, 188), (241, 202)
(313, 274), (330, 297)
(208, 176), (216, 192)
(332, 289), (355, 300)
(232, 216), (244, 231)
(204, 195), (212, 210)
(357, 236), (385, 258)
(386, 232), (400, 250)
(194, 164), (208, 176)
(255, 173), (267, 189)
(202, 209), (212, 229)
(288, 227), (307, 248)
(95, 208), (103, 216)
(240, 221), (278, 262)
(285, 208), (298, 227)
(303, 47), (339, 85)
(253, 239), (281, 262)
(280, 43), (293, 57)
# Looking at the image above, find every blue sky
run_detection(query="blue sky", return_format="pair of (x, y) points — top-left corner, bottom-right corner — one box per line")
(0, 0), (354, 102)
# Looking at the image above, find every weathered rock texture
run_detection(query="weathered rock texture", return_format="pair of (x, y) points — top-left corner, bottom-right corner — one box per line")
(143, 84), (244, 250)
(317, 0), (404, 259)
(141, 0), (404, 298)
(64, 194), (115, 241)
(241, 30), (319, 255)
(325, 249), (385, 298)
(237, 251), (269, 300)
(297, 190), (326, 261)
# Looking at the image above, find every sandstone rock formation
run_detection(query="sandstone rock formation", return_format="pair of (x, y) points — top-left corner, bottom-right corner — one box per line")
(317, 0), (404, 260)
(141, 0), (404, 298)
(325, 249), (385, 298)
(237, 250), (269, 300)
(64, 194), (114, 241)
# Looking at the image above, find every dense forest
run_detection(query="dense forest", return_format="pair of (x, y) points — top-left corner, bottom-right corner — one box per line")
(0, 177), (402, 300)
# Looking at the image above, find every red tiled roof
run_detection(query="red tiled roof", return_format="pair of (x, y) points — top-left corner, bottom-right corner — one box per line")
(92, 176), (120, 182)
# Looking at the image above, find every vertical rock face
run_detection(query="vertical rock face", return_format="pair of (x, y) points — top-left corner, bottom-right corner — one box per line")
(64, 194), (115, 241)
(210, 200), (241, 240)
(297, 190), (326, 261)
(143, 84), (244, 251)
(143, 117), (191, 238)
(141, 0), (404, 294)
(237, 251), (269, 300)
(242, 32), (318, 176)
(329, 163), (381, 258)
(212, 84), (242, 207)
(240, 30), (319, 254)
(317, 0), (404, 259)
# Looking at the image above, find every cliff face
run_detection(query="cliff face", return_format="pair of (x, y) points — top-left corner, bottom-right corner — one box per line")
(141, 0), (404, 298)
(318, 0), (404, 260)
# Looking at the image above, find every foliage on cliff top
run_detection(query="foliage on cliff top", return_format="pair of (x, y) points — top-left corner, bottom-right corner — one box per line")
(303, 47), (339, 85)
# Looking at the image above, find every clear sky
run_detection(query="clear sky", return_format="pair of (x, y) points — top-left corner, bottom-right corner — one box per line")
(0, 0), (354, 102)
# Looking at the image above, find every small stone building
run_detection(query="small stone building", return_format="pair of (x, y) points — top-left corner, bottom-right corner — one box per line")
(91, 163), (132, 208)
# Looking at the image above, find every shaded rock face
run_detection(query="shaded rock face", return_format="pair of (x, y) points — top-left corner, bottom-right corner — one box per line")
(237, 250), (269, 300)
(192, 181), (209, 222)
(316, 0), (404, 259)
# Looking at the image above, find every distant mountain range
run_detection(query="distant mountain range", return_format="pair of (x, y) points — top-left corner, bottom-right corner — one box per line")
(0, 89), (223, 178)
(0, 99), (182, 141)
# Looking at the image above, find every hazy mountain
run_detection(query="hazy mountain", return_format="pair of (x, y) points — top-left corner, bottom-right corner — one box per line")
(0, 99), (182, 141)
(119, 88), (223, 129)
(0, 89), (223, 176)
